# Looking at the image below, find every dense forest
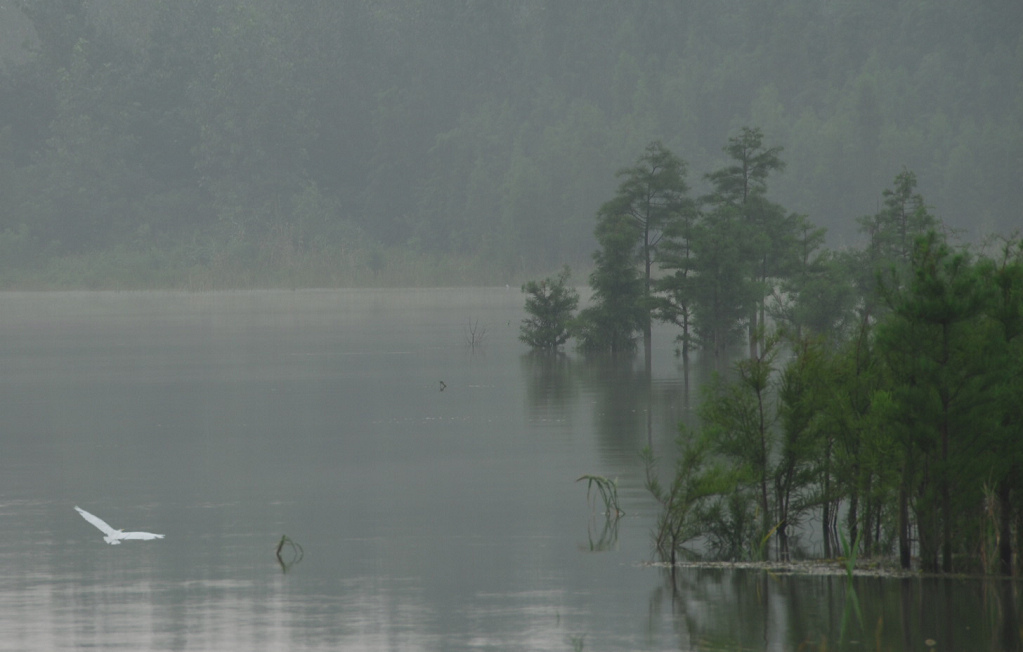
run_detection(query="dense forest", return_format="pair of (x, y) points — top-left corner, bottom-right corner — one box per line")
(0, 0), (1020, 287)
(515, 133), (1023, 573)
(636, 221), (1023, 575)
(514, 125), (1023, 573)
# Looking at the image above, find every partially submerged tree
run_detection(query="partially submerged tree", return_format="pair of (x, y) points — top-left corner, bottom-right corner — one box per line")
(876, 231), (993, 572)
(771, 219), (857, 343)
(581, 141), (691, 358)
(643, 167), (1023, 574)
(643, 433), (724, 565)
(575, 211), (645, 354)
(699, 333), (781, 560)
(519, 266), (579, 352)
(701, 127), (796, 359)
(774, 336), (829, 561)
(978, 238), (1023, 575)
(652, 183), (700, 360)
(687, 209), (757, 362)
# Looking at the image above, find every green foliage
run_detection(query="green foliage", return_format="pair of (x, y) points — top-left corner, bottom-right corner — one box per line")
(650, 127), (794, 362)
(876, 231), (997, 572)
(774, 336), (830, 560)
(772, 221), (858, 342)
(519, 266), (579, 352)
(686, 206), (758, 359)
(610, 142), (691, 293)
(862, 169), (938, 268)
(814, 318), (899, 561)
(701, 127), (797, 359)
(652, 170), (700, 357)
(855, 169), (940, 316)
(646, 164), (1023, 574)
(580, 142), (692, 353)
(704, 126), (786, 206)
(575, 211), (645, 354)
(643, 331), (820, 563)
(699, 333), (782, 559)
(642, 435), (726, 564)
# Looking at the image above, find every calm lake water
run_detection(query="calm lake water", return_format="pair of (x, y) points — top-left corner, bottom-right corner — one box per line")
(0, 288), (1019, 651)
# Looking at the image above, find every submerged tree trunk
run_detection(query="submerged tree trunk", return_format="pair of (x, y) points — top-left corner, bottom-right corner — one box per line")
(847, 470), (860, 550)
(917, 465), (940, 573)
(999, 480), (1013, 576)
(862, 473), (874, 557)
(643, 237), (653, 374)
(997, 578), (1020, 651)
(757, 384), (770, 560)
(823, 500), (833, 558)
(940, 412), (953, 573)
(644, 333), (652, 379)
(899, 479), (912, 570)
(919, 511), (939, 573)
(822, 435), (834, 558)
(748, 309), (758, 360)
(775, 468), (791, 562)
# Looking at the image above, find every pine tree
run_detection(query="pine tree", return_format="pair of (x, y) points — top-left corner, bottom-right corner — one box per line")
(575, 211), (645, 354)
(701, 127), (794, 358)
(519, 266), (579, 352)
(876, 231), (992, 572)
(587, 142), (691, 358)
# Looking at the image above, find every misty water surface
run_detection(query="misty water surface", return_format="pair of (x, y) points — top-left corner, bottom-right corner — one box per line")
(0, 289), (1018, 651)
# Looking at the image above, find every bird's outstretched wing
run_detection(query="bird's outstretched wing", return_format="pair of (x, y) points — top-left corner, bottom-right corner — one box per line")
(119, 531), (165, 541)
(75, 506), (164, 544)
(75, 506), (117, 537)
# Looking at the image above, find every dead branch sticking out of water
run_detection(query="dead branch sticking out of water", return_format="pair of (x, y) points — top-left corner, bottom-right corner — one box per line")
(465, 318), (487, 351)
(276, 535), (304, 573)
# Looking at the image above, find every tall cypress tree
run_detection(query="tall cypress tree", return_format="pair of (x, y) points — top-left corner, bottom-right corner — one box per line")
(653, 182), (700, 360)
(592, 142), (691, 360)
(876, 231), (992, 572)
(855, 168), (939, 319)
(980, 239), (1023, 574)
(687, 205), (757, 362)
(575, 210), (645, 354)
(702, 127), (793, 358)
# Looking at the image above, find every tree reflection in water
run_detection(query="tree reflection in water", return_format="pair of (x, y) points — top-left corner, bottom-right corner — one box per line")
(648, 564), (1023, 650)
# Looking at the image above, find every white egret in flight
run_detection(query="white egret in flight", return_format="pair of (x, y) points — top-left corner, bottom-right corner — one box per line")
(74, 506), (165, 545)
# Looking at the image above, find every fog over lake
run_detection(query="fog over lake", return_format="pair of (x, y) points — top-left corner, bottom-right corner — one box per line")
(0, 289), (1016, 651)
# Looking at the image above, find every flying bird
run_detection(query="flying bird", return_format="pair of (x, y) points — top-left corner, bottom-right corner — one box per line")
(74, 506), (165, 545)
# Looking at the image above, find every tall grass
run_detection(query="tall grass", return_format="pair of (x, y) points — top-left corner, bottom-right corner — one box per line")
(577, 475), (624, 518)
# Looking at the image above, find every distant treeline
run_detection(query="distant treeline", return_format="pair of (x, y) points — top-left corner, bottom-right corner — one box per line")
(0, 0), (1020, 286)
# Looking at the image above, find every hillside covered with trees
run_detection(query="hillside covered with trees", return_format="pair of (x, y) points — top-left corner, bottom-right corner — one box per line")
(0, 0), (1020, 287)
